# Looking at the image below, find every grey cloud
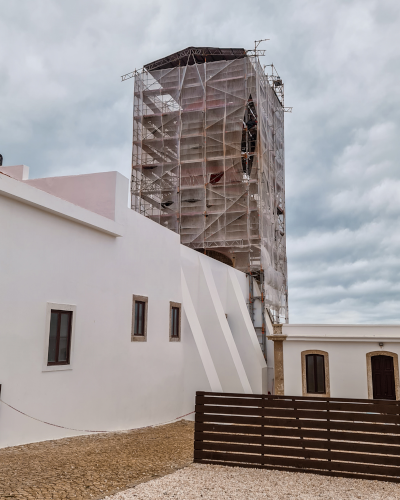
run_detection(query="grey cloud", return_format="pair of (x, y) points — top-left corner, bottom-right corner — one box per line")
(1, 0), (399, 323)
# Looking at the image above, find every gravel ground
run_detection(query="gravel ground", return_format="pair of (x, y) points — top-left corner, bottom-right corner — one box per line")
(0, 420), (194, 500)
(103, 463), (400, 500)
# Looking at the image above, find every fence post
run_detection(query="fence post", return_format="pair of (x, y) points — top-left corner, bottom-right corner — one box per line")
(194, 391), (203, 463)
(261, 395), (265, 464)
(293, 397), (303, 450)
(327, 398), (331, 470)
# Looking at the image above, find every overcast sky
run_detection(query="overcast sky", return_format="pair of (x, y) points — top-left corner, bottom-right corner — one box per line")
(1, 0), (399, 324)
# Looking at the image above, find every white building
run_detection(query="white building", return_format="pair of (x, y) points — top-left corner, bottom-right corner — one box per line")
(269, 324), (400, 401)
(0, 164), (266, 448)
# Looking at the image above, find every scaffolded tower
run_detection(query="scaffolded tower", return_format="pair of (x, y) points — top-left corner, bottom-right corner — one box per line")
(127, 46), (288, 324)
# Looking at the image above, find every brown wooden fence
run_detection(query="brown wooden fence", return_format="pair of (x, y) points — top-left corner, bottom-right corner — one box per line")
(194, 391), (400, 482)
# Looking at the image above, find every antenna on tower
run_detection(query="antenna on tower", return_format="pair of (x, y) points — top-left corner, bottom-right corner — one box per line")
(265, 63), (293, 112)
(246, 38), (269, 57)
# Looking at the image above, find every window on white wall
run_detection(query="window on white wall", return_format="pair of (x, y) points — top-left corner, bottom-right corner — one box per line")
(301, 350), (330, 397)
(134, 302), (146, 336)
(306, 354), (325, 394)
(169, 301), (181, 342)
(48, 310), (73, 365)
(131, 295), (148, 342)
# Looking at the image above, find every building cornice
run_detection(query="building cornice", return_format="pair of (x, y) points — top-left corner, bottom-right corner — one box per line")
(285, 336), (400, 342)
(283, 324), (400, 328)
(267, 335), (287, 341)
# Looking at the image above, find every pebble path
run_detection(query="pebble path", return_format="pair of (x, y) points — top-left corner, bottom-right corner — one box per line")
(104, 463), (400, 500)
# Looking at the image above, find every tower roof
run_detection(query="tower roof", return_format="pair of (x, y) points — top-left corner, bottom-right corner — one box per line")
(144, 46), (246, 72)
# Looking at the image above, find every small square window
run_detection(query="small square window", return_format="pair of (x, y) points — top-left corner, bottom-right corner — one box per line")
(132, 295), (148, 342)
(169, 302), (181, 342)
(47, 310), (73, 365)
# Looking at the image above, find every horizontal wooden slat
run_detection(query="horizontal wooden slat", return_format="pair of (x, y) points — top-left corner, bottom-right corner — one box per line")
(196, 413), (400, 434)
(195, 422), (400, 445)
(194, 441), (400, 467)
(197, 391), (265, 399)
(194, 393), (400, 482)
(194, 450), (400, 477)
(194, 431), (400, 455)
(196, 391), (400, 405)
(196, 396), (400, 415)
(195, 404), (400, 424)
(195, 460), (400, 484)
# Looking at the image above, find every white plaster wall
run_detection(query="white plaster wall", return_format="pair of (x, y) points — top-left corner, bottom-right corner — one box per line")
(180, 247), (258, 394)
(0, 191), (187, 447)
(181, 246), (267, 394)
(226, 269), (267, 394)
(0, 170), (266, 448)
(182, 310), (214, 412)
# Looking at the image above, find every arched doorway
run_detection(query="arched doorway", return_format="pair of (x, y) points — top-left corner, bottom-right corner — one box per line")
(371, 355), (396, 400)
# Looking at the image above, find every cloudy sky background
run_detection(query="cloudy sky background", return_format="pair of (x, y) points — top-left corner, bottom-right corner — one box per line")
(1, 0), (399, 324)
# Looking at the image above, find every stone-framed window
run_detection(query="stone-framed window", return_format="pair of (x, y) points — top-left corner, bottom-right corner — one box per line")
(301, 350), (330, 397)
(366, 351), (400, 400)
(169, 301), (181, 342)
(131, 295), (148, 342)
(43, 303), (76, 372)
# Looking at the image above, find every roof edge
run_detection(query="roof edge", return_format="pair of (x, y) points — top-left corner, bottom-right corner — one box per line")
(144, 46), (246, 72)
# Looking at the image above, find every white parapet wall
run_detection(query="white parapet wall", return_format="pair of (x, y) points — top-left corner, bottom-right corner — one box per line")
(0, 166), (266, 448)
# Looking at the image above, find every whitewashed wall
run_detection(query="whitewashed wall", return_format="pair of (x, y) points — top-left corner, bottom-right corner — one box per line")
(282, 325), (400, 399)
(0, 167), (266, 448)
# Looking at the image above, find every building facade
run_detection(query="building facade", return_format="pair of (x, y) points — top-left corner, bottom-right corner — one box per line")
(269, 324), (400, 400)
(0, 164), (266, 448)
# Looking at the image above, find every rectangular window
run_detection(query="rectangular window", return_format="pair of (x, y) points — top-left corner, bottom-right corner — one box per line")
(47, 310), (72, 365)
(169, 302), (181, 341)
(134, 301), (146, 336)
(171, 307), (179, 338)
(306, 354), (326, 394)
(131, 295), (148, 342)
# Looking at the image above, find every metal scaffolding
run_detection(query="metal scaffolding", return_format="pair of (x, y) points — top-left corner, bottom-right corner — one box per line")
(127, 46), (288, 324)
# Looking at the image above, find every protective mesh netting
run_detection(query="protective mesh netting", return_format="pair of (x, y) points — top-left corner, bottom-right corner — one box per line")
(131, 56), (288, 322)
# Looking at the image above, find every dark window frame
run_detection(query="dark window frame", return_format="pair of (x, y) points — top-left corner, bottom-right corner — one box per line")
(305, 353), (326, 394)
(47, 309), (73, 366)
(134, 301), (146, 336)
(131, 295), (148, 342)
(371, 354), (396, 401)
(169, 301), (181, 342)
(171, 307), (180, 338)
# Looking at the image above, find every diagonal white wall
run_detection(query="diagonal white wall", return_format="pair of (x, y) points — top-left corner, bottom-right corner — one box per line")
(181, 248), (244, 393)
(226, 268), (267, 393)
(180, 246), (266, 395)
(181, 270), (222, 392)
(199, 257), (252, 394)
